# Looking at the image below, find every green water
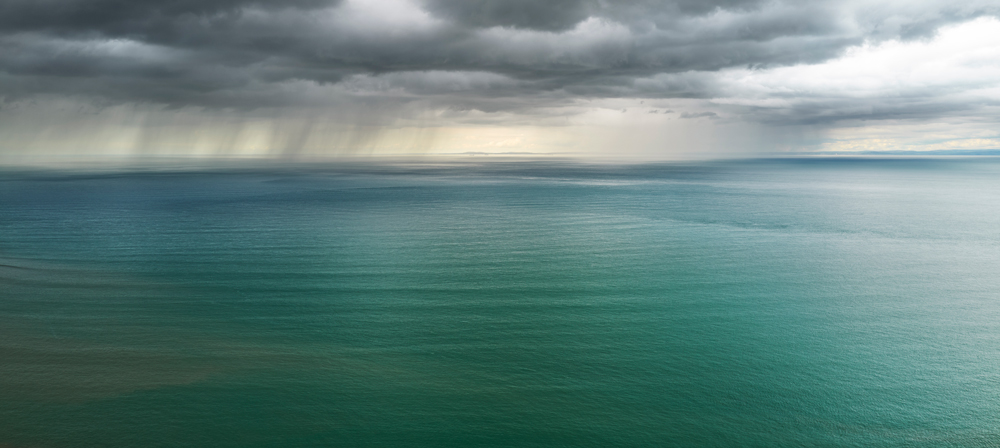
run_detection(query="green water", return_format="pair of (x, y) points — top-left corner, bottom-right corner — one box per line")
(2, 159), (1000, 447)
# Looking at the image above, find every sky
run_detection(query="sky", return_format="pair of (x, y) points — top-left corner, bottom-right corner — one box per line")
(1, 0), (999, 161)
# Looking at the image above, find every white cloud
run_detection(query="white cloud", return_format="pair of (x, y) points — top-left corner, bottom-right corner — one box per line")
(710, 16), (1000, 109)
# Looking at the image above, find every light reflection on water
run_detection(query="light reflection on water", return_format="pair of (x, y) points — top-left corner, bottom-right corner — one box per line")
(2, 158), (1000, 447)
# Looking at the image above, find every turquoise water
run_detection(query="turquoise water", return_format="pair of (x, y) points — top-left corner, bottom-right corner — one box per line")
(2, 158), (1000, 447)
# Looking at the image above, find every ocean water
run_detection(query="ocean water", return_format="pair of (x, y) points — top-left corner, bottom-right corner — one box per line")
(2, 158), (1000, 447)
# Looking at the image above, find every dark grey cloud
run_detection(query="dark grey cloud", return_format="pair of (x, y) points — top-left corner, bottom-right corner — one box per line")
(422, 0), (593, 31)
(0, 0), (998, 125)
(0, 0), (340, 34)
(680, 111), (718, 119)
(426, 0), (774, 31)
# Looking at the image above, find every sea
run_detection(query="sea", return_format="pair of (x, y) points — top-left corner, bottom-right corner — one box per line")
(2, 157), (1000, 447)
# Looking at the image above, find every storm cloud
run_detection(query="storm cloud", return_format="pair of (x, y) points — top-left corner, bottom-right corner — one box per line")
(1, 0), (999, 158)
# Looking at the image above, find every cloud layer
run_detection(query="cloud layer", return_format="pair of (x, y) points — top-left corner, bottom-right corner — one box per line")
(1, 0), (999, 158)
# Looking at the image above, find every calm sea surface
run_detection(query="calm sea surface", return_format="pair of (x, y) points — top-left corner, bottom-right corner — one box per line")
(2, 158), (1000, 447)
